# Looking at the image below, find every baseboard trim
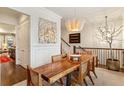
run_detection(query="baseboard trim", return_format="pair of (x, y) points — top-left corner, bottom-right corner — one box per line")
(97, 64), (124, 73)
(120, 68), (124, 72)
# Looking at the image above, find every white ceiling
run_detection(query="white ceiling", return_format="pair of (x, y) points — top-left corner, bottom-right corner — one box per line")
(0, 23), (15, 29)
(0, 23), (15, 33)
(0, 7), (22, 18)
(47, 7), (124, 31)
(0, 7), (28, 33)
(47, 7), (124, 22)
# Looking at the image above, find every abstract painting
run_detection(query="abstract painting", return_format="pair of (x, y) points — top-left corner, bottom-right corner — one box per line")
(38, 18), (57, 43)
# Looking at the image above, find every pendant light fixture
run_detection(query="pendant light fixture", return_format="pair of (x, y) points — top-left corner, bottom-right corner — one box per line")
(65, 8), (85, 32)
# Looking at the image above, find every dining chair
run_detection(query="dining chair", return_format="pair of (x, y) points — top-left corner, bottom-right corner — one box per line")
(71, 60), (89, 86)
(89, 56), (97, 78)
(51, 54), (67, 63)
(71, 57), (95, 86)
(51, 54), (67, 85)
(27, 66), (40, 86)
(52, 55), (62, 62)
(81, 50), (98, 78)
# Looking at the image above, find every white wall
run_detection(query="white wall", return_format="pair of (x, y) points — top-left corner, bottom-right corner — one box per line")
(122, 13), (124, 48)
(94, 16), (123, 48)
(62, 16), (124, 67)
(10, 7), (62, 68)
(16, 15), (30, 66)
(62, 16), (123, 49)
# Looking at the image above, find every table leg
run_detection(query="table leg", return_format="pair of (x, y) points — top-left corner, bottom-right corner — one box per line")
(66, 73), (71, 86)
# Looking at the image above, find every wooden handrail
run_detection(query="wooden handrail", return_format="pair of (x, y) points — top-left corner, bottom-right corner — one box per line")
(61, 38), (71, 47)
(76, 46), (124, 51)
(75, 46), (124, 68)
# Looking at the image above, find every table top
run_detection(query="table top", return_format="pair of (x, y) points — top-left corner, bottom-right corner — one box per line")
(34, 54), (94, 84)
(34, 60), (80, 84)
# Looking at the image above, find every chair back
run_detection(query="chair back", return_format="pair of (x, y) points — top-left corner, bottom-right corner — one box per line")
(71, 57), (90, 85)
(27, 66), (39, 86)
(52, 55), (62, 62)
(79, 61), (89, 78)
(76, 58), (89, 85)
(52, 54), (67, 62)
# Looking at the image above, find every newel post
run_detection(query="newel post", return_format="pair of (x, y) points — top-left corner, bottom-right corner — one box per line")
(73, 46), (76, 54)
(122, 50), (124, 66)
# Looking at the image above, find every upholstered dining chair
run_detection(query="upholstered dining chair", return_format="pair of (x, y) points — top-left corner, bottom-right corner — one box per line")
(27, 66), (40, 86)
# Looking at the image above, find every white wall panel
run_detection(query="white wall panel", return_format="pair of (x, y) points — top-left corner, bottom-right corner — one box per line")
(11, 7), (62, 68)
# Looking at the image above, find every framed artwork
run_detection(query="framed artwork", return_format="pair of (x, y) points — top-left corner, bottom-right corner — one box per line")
(69, 33), (80, 43)
(38, 18), (57, 43)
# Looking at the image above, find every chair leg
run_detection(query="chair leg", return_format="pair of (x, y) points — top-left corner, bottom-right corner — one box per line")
(83, 79), (88, 86)
(93, 71), (97, 78)
(60, 78), (64, 85)
(88, 74), (94, 85)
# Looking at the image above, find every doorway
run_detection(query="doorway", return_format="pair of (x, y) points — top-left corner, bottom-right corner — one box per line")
(0, 7), (30, 85)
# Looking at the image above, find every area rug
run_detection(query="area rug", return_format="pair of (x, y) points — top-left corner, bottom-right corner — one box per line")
(0, 56), (13, 63)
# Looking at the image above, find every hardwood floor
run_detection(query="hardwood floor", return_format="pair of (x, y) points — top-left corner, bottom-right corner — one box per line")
(1, 63), (124, 86)
(98, 64), (124, 72)
(14, 67), (124, 86)
(1, 65), (27, 86)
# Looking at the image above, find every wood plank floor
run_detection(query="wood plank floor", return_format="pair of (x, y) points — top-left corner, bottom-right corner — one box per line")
(1, 65), (27, 86)
(98, 64), (124, 72)
(14, 67), (124, 86)
(1, 63), (124, 86)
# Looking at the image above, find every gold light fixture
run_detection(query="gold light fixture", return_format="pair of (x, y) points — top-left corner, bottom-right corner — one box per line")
(65, 8), (85, 32)
(65, 19), (83, 31)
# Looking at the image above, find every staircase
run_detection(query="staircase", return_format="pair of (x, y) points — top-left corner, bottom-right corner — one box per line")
(75, 46), (124, 69)
(61, 38), (72, 55)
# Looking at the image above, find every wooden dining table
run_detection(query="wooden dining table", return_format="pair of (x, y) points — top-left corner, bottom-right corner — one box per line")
(33, 54), (94, 86)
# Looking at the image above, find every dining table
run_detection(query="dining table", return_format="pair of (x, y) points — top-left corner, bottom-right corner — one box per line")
(33, 54), (94, 86)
